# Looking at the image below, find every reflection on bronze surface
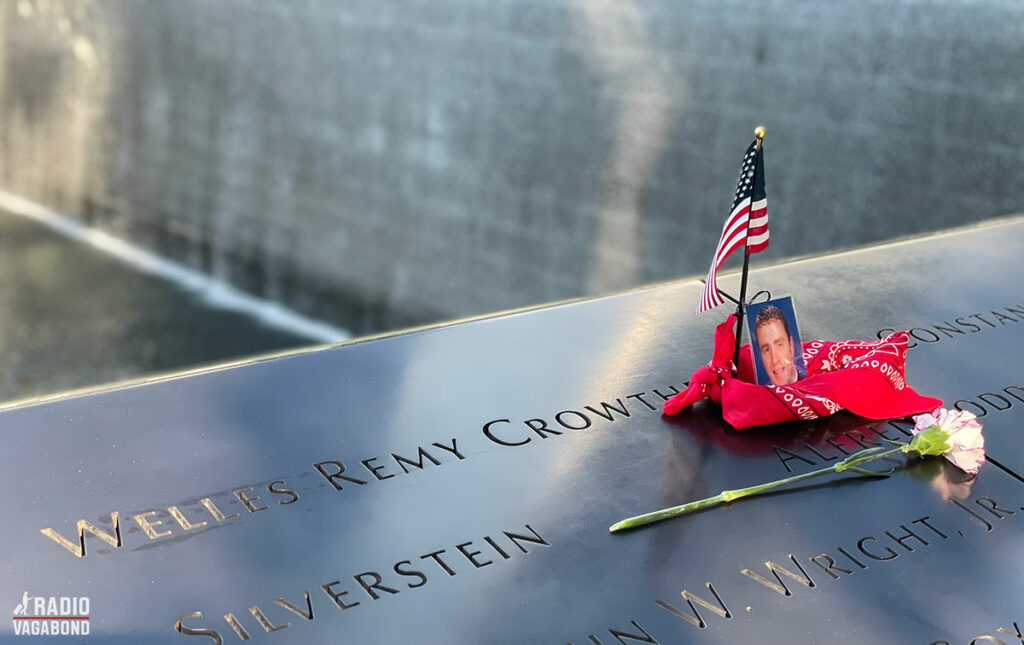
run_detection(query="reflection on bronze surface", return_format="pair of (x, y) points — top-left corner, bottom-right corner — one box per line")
(174, 612), (223, 645)
(249, 605), (289, 633)
(40, 511), (121, 558)
(223, 612), (251, 640)
(133, 511), (172, 540)
(201, 497), (239, 522)
(233, 487), (269, 513)
(168, 505), (208, 531)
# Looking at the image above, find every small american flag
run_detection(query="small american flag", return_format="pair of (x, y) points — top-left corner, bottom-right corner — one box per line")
(695, 139), (768, 314)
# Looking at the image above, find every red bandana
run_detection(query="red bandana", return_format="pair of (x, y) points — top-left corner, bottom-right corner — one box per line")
(663, 314), (942, 429)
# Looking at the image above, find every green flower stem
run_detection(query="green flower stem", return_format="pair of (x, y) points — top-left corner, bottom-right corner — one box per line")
(609, 444), (908, 533)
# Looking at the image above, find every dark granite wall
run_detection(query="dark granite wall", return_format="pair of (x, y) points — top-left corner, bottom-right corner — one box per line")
(1, 0), (1021, 333)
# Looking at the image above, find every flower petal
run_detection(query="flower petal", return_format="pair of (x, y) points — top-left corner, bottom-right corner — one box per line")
(911, 408), (986, 474)
(944, 446), (986, 474)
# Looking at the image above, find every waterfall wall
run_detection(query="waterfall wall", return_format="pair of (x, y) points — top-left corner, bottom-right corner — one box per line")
(1, 0), (1021, 333)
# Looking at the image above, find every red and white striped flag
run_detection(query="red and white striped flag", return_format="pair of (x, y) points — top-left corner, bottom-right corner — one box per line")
(695, 139), (768, 313)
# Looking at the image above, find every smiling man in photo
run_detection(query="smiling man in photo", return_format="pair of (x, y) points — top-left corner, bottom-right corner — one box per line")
(754, 305), (803, 386)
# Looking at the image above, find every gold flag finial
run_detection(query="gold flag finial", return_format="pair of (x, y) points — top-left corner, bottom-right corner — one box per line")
(754, 126), (766, 148)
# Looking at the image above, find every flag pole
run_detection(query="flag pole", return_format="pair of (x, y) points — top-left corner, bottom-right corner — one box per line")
(732, 126), (766, 372)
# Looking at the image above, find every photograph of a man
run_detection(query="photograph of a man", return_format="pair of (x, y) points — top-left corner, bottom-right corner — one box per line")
(746, 297), (806, 387)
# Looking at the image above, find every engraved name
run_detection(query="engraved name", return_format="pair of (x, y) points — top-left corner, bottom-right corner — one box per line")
(39, 437), (466, 558)
(173, 524), (549, 643)
(481, 386), (683, 448)
(577, 495), (1023, 642)
(876, 303), (1024, 348)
